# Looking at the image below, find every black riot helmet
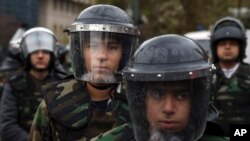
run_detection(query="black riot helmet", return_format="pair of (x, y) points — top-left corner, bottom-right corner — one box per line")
(123, 34), (212, 141)
(210, 16), (247, 63)
(20, 27), (57, 71)
(67, 4), (139, 84)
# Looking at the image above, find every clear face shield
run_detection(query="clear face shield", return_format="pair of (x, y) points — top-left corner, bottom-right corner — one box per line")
(126, 78), (210, 141)
(70, 27), (138, 83)
(21, 31), (56, 58)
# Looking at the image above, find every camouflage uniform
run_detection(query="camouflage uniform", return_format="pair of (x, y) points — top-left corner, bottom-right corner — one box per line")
(213, 63), (250, 134)
(90, 123), (230, 141)
(0, 70), (65, 141)
(29, 75), (130, 141)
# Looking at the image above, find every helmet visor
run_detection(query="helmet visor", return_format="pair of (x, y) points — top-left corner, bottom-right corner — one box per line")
(126, 78), (210, 141)
(70, 31), (137, 83)
(21, 32), (56, 57)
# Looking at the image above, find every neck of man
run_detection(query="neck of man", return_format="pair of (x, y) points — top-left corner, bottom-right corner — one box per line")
(86, 83), (113, 101)
(219, 60), (238, 69)
(30, 69), (49, 81)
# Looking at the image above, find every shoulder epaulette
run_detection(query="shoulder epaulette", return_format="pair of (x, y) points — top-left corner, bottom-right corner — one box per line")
(43, 77), (92, 129)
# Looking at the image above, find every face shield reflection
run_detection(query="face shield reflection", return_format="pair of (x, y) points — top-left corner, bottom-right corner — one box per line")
(80, 32), (123, 83)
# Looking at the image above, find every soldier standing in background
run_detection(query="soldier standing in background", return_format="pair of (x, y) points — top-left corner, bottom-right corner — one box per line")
(210, 16), (250, 135)
(0, 27), (66, 141)
(29, 4), (139, 141)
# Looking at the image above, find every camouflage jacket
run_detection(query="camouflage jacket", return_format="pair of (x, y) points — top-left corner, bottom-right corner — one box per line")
(90, 123), (230, 141)
(29, 75), (131, 141)
(0, 70), (65, 141)
(213, 63), (250, 124)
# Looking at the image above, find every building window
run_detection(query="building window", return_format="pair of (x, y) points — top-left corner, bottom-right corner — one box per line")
(60, 1), (64, 11)
(53, 24), (58, 34)
(71, 3), (74, 13)
(53, 0), (57, 10)
(66, 1), (70, 12)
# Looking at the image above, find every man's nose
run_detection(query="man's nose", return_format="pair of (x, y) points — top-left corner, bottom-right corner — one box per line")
(95, 45), (108, 60)
(224, 41), (233, 49)
(37, 50), (45, 57)
(163, 95), (176, 114)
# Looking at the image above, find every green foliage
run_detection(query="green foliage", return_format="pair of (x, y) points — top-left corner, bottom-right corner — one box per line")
(94, 0), (250, 42)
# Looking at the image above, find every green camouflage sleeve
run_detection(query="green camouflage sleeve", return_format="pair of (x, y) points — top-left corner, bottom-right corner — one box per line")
(29, 100), (51, 141)
(90, 123), (134, 141)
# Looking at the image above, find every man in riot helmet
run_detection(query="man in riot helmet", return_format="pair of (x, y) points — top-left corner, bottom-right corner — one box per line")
(29, 4), (139, 141)
(0, 27), (66, 141)
(91, 34), (228, 141)
(0, 38), (24, 97)
(210, 16), (250, 135)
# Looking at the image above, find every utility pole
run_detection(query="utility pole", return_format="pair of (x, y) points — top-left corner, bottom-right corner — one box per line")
(130, 0), (140, 26)
(237, 0), (242, 18)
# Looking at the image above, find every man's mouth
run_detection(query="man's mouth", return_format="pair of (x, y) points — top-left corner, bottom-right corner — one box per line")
(224, 51), (232, 56)
(158, 121), (179, 130)
(93, 66), (109, 73)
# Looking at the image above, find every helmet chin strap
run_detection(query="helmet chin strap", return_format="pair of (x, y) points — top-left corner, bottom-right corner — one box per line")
(88, 82), (118, 90)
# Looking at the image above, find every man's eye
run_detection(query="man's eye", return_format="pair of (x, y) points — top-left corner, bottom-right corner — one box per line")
(108, 43), (120, 50)
(175, 90), (190, 100)
(148, 90), (164, 99)
(84, 43), (91, 48)
(90, 43), (99, 48)
(109, 45), (119, 50)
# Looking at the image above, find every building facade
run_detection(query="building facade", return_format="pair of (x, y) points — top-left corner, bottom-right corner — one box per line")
(0, 0), (95, 47)
(39, 0), (95, 44)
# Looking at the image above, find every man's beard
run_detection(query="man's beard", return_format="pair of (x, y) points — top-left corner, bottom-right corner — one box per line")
(149, 128), (188, 141)
(81, 71), (116, 83)
(219, 56), (238, 63)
